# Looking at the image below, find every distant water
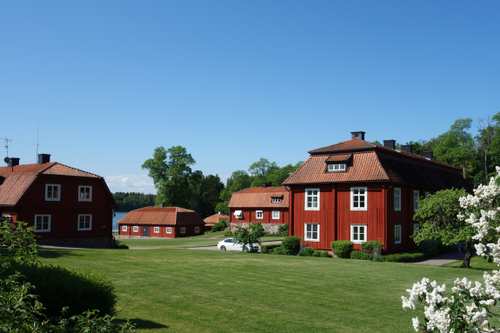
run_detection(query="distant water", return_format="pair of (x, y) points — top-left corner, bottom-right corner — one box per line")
(112, 212), (127, 232)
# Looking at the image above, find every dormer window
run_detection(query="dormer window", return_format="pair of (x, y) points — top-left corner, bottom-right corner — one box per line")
(271, 196), (283, 204)
(327, 163), (346, 172)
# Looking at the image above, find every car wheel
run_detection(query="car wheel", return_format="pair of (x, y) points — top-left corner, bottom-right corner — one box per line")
(220, 246), (226, 252)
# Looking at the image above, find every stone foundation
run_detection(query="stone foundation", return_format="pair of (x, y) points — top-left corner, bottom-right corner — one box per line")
(230, 222), (284, 235)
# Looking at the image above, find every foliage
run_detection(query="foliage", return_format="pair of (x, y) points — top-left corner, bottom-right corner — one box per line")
(418, 240), (442, 258)
(223, 230), (233, 237)
(261, 244), (282, 254)
(350, 250), (371, 260)
(361, 240), (382, 259)
(0, 219), (38, 265)
(383, 252), (426, 263)
(277, 224), (288, 237)
(112, 239), (129, 249)
(271, 246), (288, 255)
(112, 192), (155, 212)
(280, 236), (301, 255)
(402, 167), (500, 333)
(211, 220), (228, 232)
(233, 223), (265, 249)
(332, 240), (353, 258)
(299, 247), (315, 256)
(413, 189), (474, 267)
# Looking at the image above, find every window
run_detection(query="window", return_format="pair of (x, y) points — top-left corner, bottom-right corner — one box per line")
(2, 214), (13, 222)
(180, 227), (186, 234)
(194, 226), (201, 233)
(233, 210), (243, 219)
(327, 163), (346, 172)
(153, 226), (160, 233)
(34, 215), (51, 232)
(393, 187), (401, 212)
(412, 223), (420, 236)
(256, 210), (264, 220)
(77, 214), (92, 231)
(132, 225), (139, 232)
(121, 225), (128, 232)
(271, 196), (283, 204)
(304, 223), (320, 242)
(350, 187), (367, 211)
(413, 190), (420, 211)
(272, 210), (280, 220)
(45, 184), (61, 201)
(394, 224), (402, 244)
(350, 224), (367, 243)
(166, 227), (173, 234)
(305, 188), (320, 211)
(78, 186), (92, 202)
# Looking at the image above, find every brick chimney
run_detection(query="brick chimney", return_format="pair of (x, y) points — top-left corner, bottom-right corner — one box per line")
(351, 131), (366, 140)
(4, 157), (20, 167)
(383, 140), (396, 150)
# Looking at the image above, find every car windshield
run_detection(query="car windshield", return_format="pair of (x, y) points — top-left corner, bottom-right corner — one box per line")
(224, 239), (233, 243)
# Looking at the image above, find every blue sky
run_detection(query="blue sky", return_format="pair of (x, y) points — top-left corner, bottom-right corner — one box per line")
(0, 1), (499, 193)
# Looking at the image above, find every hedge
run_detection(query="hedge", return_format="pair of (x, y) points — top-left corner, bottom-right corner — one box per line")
(383, 252), (426, 263)
(281, 236), (301, 255)
(350, 250), (371, 260)
(332, 240), (353, 258)
(261, 244), (282, 254)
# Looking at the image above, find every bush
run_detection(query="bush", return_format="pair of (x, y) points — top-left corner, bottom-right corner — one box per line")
(261, 244), (282, 254)
(15, 264), (116, 318)
(319, 250), (330, 258)
(332, 240), (353, 258)
(212, 220), (228, 232)
(312, 251), (322, 257)
(271, 246), (288, 255)
(277, 224), (289, 237)
(112, 239), (129, 249)
(383, 252), (426, 263)
(223, 230), (233, 237)
(281, 236), (301, 255)
(419, 240), (442, 257)
(299, 247), (315, 256)
(350, 250), (371, 260)
(361, 240), (382, 256)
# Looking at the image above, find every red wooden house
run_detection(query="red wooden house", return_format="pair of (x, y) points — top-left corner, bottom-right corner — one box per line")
(0, 154), (114, 247)
(229, 186), (289, 233)
(203, 212), (230, 230)
(118, 206), (204, 238)
(283, 131), (468, 253)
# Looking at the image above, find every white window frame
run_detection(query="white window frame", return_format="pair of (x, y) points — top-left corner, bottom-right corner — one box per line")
(394, 224), (402, 244)
(132, 225), (139, 232)
(327, 163), (346, 172)
(121, 225), (128, 232)
(350, 224), (367, 244)
(194, 226), (201, 233)
(78, 185), (93, 202)
(45, 184), (61, 201)
(350, 187), (367, 211)
(166, 227), (173, 234)
(304, 223), (320, 242)
(393, 187), (402, 212)
(271, 210), (280, 220)
(413, 190), (420, 211)
(271, 197), (283, 204)
(153, 226), (160, 233)
(34, 214), (51, 232)
(180, 226), (187, 234)
(256, 210), (264, 220)
(77, 214), (92, 231)
(304, 188), (320, 211)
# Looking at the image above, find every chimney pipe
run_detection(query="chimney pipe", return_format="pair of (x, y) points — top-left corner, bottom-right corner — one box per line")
(351, 131), (366, 140)
(400, 144), (412, 154)
(383, 140), (396, 150)
(38, 154), (51, 164)
(4, 157), (20, 167)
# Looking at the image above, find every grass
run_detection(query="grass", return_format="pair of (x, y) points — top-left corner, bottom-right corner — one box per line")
(39, 238), (493, 333)
(443, 256), (497, 270)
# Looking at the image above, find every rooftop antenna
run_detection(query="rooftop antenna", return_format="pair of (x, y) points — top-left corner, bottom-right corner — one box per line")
(2, 138), (12, 158)
(35, 128), (40, 162)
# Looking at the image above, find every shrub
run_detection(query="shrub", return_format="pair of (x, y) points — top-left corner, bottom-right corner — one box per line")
(112, 239), (129, 249)
(277, 224), (289, 237)
(418, 240), (442, 257)
(271, 246), (288, 255)
(261, 244), (281, 254)
(223, 230), (233, 237)
(212, 220), (228, 232)
(332, 240), (353, 258)
(299, 247), (315, 256)
(361, 241), (382, 256)
(312, 251), (322, 257)
(319, 250), (330, 258)
(15, 264), (116, 318)
(281, 236), (301, 255)
(383, 252), (426, 263)
(350, 250), (371, 260)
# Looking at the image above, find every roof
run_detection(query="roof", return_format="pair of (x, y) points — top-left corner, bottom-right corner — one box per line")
(0, 162), (105, 207)
(203, 213), (230, 225)
(118, 206), (204, 226)
(284, 139), (467, 189)
(228, 186), (289, 208)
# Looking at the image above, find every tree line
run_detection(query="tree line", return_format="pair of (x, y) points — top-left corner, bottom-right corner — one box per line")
(113, 192), (156, 212)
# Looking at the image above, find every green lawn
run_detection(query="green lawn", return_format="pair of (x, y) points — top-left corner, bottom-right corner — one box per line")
(39, 241), (492, 333)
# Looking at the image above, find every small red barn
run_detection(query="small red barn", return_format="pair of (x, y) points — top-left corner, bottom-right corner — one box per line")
(203, 212), (230, 230)
(229, 186), (289, 233)
(118, 206), (204, 238)
(0, 155), (114, 247)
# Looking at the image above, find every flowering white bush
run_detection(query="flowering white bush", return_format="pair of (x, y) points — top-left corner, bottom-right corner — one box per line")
(401, 167), (500, 333)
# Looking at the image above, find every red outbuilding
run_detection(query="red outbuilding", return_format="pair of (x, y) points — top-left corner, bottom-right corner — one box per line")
(229, 186), (289, 234)
(0, 154), (114, 247)
(203, 212), (230, 230)
(118, 206), (204, 238)
(283, 131), (469, 253)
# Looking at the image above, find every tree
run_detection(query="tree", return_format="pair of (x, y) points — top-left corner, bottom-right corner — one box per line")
(188, 172), (224, 218)
(113, 192), (156, 212)
(413, 189), (474, 267)
(216, 170), (253, 214)
(233, 223), (265, 251)
(476, 112), (500, 184)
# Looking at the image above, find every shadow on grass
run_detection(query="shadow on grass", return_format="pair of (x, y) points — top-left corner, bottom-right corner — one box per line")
(115, 318), (168, 330)
(38, 248), (81, 259)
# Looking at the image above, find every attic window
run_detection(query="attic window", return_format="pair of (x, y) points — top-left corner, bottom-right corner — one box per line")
(327, 163), (346, 172)
(271, 196), (284, 204)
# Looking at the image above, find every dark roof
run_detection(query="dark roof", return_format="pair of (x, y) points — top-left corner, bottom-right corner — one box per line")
(118, 207), (204, 226)
(229, 186), (289, 208)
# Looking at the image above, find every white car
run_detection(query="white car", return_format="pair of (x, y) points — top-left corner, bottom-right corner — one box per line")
(217, 238), (260, 252)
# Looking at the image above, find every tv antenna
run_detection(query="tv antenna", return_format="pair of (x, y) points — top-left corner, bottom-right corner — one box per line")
(35, 128), (40, 161)
(2, 138), (12, 158)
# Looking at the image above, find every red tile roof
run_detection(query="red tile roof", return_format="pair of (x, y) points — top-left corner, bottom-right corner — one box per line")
(325, 153), (353, 162)
(0, 162), (104, 207)
(118, 206), (204, 226)
(228, 186), (289, 208)
(309, 139), (376, 154)
(203, 213), (230, 225)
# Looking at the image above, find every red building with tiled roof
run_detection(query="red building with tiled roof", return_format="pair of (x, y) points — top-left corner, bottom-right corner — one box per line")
(203, 212), (230, 230)
(0, 154), (114, 247)
(229, 186), (289, 233)
(118, 206), (204, 238)
(283, 131), (468, 253)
